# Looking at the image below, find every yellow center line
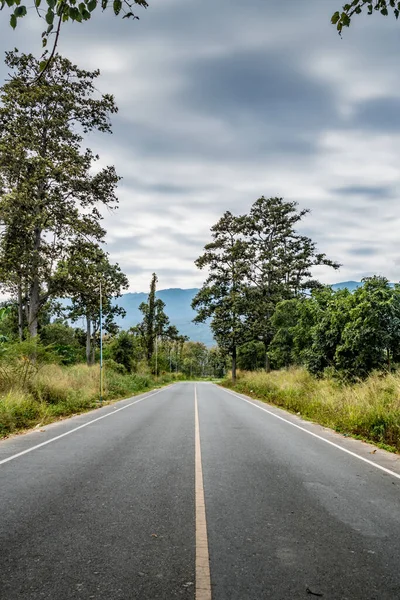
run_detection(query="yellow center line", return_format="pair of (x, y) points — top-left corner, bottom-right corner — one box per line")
(195, 384), (212, 600)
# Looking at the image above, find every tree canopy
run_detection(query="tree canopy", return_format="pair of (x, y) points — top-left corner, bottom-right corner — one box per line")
(269, 277), (400, 380)
(192, 197), (340, 380)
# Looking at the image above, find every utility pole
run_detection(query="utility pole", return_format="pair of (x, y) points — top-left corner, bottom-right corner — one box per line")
(99, 281), (103, 403)
(155, 334), (158, 378)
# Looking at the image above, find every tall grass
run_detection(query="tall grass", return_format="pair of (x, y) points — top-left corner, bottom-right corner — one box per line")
(222, 368), (400, 452)
(0, 362), (184, 438)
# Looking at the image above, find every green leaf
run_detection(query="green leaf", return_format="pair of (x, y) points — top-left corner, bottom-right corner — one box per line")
(42, 37), (47, 47)
(39, 59), (48, 71)
(45, 8), (54, 23)
(34, 0), (41, 5)
(341, 11), (351, 26)
(113, 0), (121, 15)
(10, 12), (16, 27)
(47, 0), (56, 7)
(14, 4), (26, 16)
(331, 11), (340, 24)
(87, 0), (96, 11)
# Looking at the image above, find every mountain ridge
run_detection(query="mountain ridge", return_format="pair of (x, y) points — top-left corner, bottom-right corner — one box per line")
(115, 281), (383, 346)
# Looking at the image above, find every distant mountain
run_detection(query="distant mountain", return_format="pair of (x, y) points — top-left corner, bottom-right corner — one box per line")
(105, 281), (397, 346)
(330, 281), (363, 292)
(331, 281), (395, 292)
(113, 288), (215, 347)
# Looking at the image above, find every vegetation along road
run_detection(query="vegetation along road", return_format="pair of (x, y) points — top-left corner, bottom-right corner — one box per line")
(1, 382), (400, 599)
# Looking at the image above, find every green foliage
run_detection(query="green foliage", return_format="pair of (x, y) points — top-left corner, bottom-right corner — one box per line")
(269, 277), (400, 380)
(39, 320), (85, 364)
(0, 305), (12, 342)
(237, 341), (265, 371)
(107, 330), (135, 372)
(180, 341), (209, 377)
(1, 0), (148, 55)
(332, 1), (400, 34)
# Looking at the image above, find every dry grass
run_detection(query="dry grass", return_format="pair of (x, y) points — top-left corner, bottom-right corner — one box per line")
(0, 363), (183, 437)
(222, 368), (400, 452)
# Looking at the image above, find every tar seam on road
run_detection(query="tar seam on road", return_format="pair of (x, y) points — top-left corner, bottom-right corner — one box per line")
(195, 384), (212, 600)
(0, 388), (165, 467)
(222, 387), (400, 481)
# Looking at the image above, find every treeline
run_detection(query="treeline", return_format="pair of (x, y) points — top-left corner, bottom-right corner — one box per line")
(0, 272), (226, 378)
(192, 196), (340, 379)
(193, 197), (399, 381)
(105, 273), (226, 378)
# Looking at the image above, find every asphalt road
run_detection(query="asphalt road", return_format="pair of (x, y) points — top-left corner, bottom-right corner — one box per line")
(1, 382), (400, 599)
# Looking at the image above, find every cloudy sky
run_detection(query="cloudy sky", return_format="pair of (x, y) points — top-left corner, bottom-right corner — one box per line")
(1, 0), (400, 292)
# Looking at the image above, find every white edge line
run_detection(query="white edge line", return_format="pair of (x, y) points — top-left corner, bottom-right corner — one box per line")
(0, 388), (165, 467)
(221, 386), (400, 481)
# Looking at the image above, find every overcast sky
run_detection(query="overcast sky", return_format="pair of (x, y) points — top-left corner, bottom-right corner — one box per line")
(1, 0), (400, 292)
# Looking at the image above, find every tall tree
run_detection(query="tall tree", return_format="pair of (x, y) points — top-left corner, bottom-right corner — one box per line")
(0, 51), (119, 338)
(137, 273), (170, 364)
(192, 211), (250, 381)
(57, 242), (128, 365)
(243, 196), (340, 371)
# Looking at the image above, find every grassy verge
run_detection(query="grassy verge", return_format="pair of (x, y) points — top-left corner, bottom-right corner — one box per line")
(222, 368), (400, 453)
(0, 364), (184, 438)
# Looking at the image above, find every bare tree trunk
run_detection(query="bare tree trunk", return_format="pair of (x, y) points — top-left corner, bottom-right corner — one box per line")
(28, 225), (41, 338)
(28, 279), (40, 338)
(265, 342), (271, 373)
(232, 345), (237, 382)
(86, 316), (91, 366)
(17, 282), (24, 341)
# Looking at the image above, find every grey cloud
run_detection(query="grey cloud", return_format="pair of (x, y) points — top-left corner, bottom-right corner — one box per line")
(331, 185), (394, 199)
(104, 235), (147, 253)
(347, 246), (379, 257)
(2, 0), (400, 291)
(352, 97), (400, 132)
(182, 50), (333, 126)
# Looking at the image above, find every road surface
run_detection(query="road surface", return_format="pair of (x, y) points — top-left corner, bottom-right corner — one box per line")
(1, 382), (400, 599)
